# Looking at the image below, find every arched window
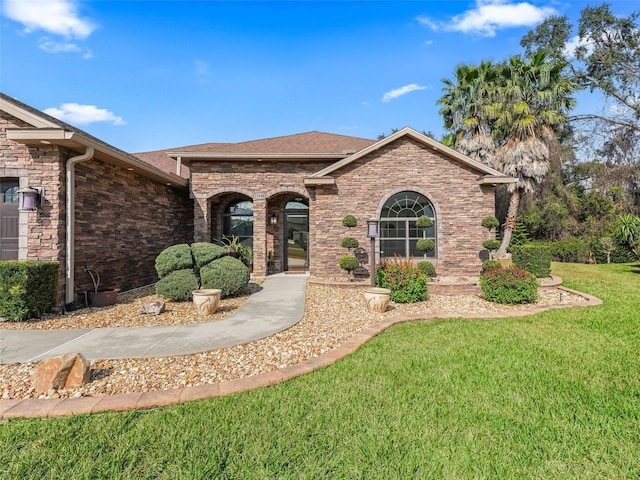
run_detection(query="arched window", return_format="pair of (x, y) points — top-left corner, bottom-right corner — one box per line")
(223, 199), (253, 248)
(380, 191), (436, 258)
(2, 185), (18, 204)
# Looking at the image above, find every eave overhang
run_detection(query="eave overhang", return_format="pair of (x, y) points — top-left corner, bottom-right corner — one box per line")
(477, 175), (517, 186)
(6, 128), (188, 189)
(303, 177), (336, 186)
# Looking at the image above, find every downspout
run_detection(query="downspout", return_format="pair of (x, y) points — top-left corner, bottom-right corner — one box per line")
(65, 147), (95, 306)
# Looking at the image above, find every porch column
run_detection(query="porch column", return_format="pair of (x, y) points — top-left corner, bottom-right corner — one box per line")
(193, 196), (210, 242)
(253, 197), (267, 276)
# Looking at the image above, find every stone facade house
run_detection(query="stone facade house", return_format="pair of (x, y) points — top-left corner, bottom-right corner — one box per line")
(1, 92), (514, 310)
(0, 93), (193, 309)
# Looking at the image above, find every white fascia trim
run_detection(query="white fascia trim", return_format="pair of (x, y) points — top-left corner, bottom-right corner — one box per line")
(478, 175), (517, 185)
(303, 177), (336, 185)
(0, 98), (60, 128)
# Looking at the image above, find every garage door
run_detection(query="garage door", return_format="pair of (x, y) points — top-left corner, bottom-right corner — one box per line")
(0, 178), (19, 260)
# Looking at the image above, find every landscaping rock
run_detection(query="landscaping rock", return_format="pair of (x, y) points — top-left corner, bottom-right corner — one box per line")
(139, 301), (165, 315)
(33, 353), (90, 394)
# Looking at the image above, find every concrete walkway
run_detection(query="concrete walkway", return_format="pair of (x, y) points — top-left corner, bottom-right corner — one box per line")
(0, 273), (307, 364)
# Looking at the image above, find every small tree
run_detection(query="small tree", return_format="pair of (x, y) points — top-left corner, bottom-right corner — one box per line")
(341, 236), (359, 253)
(483, 239), (502, 260)
(416, 239), (435, 259)
(339, 255), (359, 280)
(342, 214), (357, 228)
(481, 216), (500, 239)
(599, 237), (615, 264)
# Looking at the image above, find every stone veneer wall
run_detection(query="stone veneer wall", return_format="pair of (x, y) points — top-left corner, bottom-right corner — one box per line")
(310, 138), (496, 277)
(73, 158), (193, 296)
(1, 111), (194, 307)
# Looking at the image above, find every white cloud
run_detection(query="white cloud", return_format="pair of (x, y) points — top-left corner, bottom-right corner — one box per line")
(382, 84), (429, 103)
(2, 0), (96, 39)
(37, 37), (93, 58)
(44, 103), (126, 126)
(420, 0), (556, 38)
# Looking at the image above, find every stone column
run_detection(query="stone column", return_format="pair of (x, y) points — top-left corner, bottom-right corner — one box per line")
(193, 195), (210, 242)
(253, 197), (267, 276)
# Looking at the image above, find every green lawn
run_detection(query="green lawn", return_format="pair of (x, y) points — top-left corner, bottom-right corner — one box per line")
(2, 263), (639, 479)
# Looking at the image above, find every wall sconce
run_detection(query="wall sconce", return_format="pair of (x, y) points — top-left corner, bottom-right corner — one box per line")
(367, 219), (379, 286)
(269, 213), (278, 226)
(18, 186), (43, 212)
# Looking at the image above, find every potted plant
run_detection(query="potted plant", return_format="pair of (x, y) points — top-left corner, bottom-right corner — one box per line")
(238, 245), (253, 272)
(267, 250), (276, 274)
(84, 266), (119, 307)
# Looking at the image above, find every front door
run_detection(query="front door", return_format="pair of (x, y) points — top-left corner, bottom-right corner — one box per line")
(285, 213), (308, 271)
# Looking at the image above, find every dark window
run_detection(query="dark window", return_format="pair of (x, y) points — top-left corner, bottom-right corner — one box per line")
(223, 199), (253, 248)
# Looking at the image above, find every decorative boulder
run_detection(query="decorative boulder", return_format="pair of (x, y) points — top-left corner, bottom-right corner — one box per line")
(33, 353), (90, 394)
(139, 300), (166, 315)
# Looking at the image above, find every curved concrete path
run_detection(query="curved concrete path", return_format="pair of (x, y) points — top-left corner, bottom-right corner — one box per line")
(0, 273), (307, 364)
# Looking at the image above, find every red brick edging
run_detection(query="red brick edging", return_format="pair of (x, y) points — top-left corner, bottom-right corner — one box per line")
(0, 286), (601, 420)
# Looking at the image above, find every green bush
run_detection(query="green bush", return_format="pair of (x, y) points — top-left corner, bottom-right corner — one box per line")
(200, 256), (250, 298)
(532, 239), (588, 263)
(338, 255), (359, 273)
(589, 237), (636, 264)
(416, 238), (435, 253)
(191, 242), (228, 268)
(342, 214), (357, 228)
(155, 244), (193, 278)
(512, 244), (551, 278)
(479, 266), (538, 304)
(155, 269), (199, 301)
(481, 260), (503, 273)
(0, 261), (59, 322)
(481, 216), (500, 231)
(340, 237), (360, 250)
(415, 216), (433, 228)
(417, 260), (436, 278)
(375, 258), (428, 303)
(482, 239), (502, 251)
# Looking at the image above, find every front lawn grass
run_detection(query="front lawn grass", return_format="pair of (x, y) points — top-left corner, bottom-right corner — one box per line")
(2, 263), (639, 479)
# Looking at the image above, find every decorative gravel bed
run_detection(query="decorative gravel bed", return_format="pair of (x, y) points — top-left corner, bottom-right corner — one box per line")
(0, 282), (589, 401)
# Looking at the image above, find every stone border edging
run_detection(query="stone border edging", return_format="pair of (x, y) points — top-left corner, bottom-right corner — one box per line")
(0, 286), (602, 421)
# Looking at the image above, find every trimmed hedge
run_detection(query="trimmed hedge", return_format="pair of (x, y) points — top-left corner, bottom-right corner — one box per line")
(340, 237), (360, 250)
(200, 256), (250, 297)
(338, 255), (359, 273)
(481, 260), (502, 273)
(191, 242), (228, 268)
(0, 261), (59, 321)
(375, 258), (428, 303)
(342, 214), (357, 228)
(480, 266), (538, 304)
(155, 269), (199, 301)
(512, 244), (551, 278)
(155, 244), (193, 278)
(417, 260), (436, 278)
(416, 239), (435, 253)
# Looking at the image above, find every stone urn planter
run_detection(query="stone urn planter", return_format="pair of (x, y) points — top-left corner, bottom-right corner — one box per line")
(192, 289), (222, 316)
(88, 289), (119, 307)
(363, 287), (391, 313)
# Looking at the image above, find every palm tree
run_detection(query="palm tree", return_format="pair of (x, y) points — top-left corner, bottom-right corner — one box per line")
(437, 61), (499, 168)
(492, 52), (577, 257)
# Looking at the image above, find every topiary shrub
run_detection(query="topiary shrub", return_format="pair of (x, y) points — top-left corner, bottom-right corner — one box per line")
(416, 239), (435, 254)
(156, 269), (199, 301)
(200, 256), (250, 297)
(155, 244), (193, 278)
(338, 255), (359, 280)
(342, 214), (357, 228)
(481, 216), (500, 231)
(341, 236), (359, 251)
(481, 259), (502, 273)
(0, 261), (59, 321)
(375, 258), (428, 303)
(482, 239), (502, 260)
(512, 244), (552, 278)
(417, 260), (436, 278)
(479, 266), (538, 304)
(191, 242), (228, 268)
(416, 216), (433, 228)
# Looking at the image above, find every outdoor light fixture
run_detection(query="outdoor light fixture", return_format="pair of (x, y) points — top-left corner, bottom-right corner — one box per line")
(17, 186), (43, 212)
(367, 219), (379, 286)
(269, 213), (278, 226)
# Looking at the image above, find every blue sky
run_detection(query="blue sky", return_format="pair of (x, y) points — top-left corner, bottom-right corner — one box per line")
(1, 0), (637, 153)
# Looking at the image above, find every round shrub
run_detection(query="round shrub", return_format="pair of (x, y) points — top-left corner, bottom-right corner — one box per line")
(342, 214), (357, 228)
(341, 236), (360, 250)
(479, 266), (538, 304)
(481, 260), (503, 273)
(191, 242), (228, 268)
(200, 256), (250, 298)
(482, 239), (502, 251)
(481, 216), (500, 231)
(155, 244), (193, 278)
(416, 238), (435, 253)
(155, 269), (199, 301)
(512, 244), (552, 278)
(417, 260), (436, 278)
(338, 255), (359, 272)
(375, 259), (428, 303)
(416, 215), (433, 228)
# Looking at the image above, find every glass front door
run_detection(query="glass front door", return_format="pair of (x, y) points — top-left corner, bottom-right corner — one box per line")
(285, 213), (308, 271)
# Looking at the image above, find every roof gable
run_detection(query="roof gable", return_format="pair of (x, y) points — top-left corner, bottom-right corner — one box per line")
(309, 127), (509, 180)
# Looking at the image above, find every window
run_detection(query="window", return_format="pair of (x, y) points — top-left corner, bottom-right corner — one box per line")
(2, 185), (18, 204)
(223, 199), (253, 248)
(380, 191), (436, 258)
